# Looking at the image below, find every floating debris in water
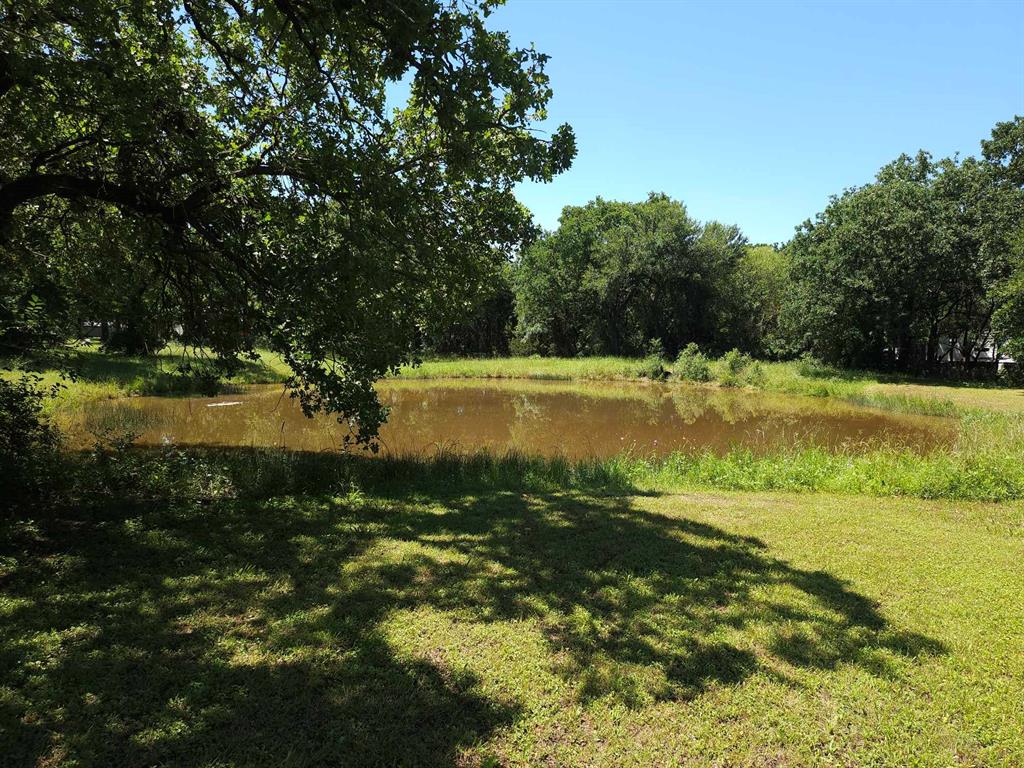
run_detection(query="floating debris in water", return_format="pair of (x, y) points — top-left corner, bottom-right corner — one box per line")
(207, 401), (243, 408)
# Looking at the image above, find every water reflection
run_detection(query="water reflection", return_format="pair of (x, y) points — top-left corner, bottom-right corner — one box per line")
(67, 379), (955, 458)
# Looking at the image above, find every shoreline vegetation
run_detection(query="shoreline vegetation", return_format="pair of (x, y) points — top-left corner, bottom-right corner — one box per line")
(4, 347), (1023, 503)
(9, 345), (1024, 415)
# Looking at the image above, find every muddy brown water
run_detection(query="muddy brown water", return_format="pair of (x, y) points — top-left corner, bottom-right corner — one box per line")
(69, 379), (956, 459)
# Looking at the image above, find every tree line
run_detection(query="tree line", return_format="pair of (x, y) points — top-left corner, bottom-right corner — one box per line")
(429, 118), (1024, 374)
(1, 0), (1022, 475)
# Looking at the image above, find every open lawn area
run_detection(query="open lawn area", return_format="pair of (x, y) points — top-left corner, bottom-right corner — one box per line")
(1, 452), (1022, 766)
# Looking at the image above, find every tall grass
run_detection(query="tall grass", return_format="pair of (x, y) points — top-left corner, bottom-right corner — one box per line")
(399, 355), (998, 419)
(397, 356), (654, 381)
(79, 408), (1023, 503)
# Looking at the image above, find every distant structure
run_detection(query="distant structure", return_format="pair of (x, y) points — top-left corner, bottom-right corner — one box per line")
(936, 335), (1016, 372)
(79, 321), (184, 341)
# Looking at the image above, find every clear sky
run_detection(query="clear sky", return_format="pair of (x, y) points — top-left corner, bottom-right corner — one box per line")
(488, 0), (1024, 244)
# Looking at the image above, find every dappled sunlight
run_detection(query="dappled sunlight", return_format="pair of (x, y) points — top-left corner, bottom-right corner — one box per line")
(0, 466), (956, 765)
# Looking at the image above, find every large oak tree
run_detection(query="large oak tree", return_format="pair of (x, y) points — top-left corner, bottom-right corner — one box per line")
(513, 194), (747, 357)
(0, 0), (574, 440)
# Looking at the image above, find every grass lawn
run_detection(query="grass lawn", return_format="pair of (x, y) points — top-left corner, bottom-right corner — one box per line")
(3, 351), (1022, 764)
(1, 453), (1022, 766)
(861, 380), (1024, 414)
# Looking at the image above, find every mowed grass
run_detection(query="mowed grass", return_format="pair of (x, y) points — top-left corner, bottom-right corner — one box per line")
(1, 451), (1021, 766)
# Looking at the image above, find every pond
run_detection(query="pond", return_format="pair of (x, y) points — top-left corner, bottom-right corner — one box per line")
(70, 379), (956, 458)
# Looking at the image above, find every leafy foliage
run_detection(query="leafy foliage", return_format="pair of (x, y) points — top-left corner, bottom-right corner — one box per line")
(784, 148), (1023, 370)
(421, 263), (516, 356)
(982, 115), (1024, 187)
(673, 342), (712, 382)
(732, 244), (793, 357)
(0, 0), (574, 442)
(513, 194), (746, 357)
(986, 117), (1024, 362)
(0, 376), (61, 511)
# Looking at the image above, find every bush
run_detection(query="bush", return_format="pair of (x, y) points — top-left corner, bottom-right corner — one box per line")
(721, 348), (753, 375)
(744, 361), (766, 386)
(999, 363), (1024, 387)
(0, 376), (61, 511)
(637, 356), (668, 380)
(796, 353), (835, 379)
(718, 349), (750, 387)
(674, 343), (712, 382)
(637, 338), (668, 380)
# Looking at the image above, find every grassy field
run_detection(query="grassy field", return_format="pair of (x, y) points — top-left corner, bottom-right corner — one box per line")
(2, 451), (1021, 766)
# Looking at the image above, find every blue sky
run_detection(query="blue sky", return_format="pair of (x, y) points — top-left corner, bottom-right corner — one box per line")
(488, 0), (1024, 244)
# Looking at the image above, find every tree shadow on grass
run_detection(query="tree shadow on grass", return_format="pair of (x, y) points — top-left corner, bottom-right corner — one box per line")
(354, 486), (944, 704)
(15, 346), (283, 395)
(0, 497), (517, 767)
(0, 450), (945, 765)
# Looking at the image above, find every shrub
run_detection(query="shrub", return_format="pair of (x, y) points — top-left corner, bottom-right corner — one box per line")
(721, 348), (753, 375)
(744, 361), (766, 386)
(638, 355), (668, 380)
(0, 376), (61, 511)
(719, 349), (754, 387)
(999, 363), (1024, 387)
(796, 353), (834, 378)
(674, 343), (712, 382)
(645, 338), (666, 359)
(636, 339), (668, 380)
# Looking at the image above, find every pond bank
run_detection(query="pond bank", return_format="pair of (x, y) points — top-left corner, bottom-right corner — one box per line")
(7, 351), (1022, 502)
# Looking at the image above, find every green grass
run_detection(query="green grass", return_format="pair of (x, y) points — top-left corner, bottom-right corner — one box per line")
(2, 450), (1021, 766)
(2, 343), (290, 408)
(4, 349), (1023, 763)
(398, 355), (650, 381)
(399, 356), (1024, 418)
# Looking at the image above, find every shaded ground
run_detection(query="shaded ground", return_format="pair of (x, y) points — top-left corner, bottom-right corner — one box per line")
(2, 453), (1021, 766)
(2, 345), (288, 401)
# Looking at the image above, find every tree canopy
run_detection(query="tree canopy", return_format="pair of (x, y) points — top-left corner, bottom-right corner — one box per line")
(783, 144), (1023, 370)
(0, 0), (574, 440)
(986, 117), (1024, 360)
(513, 194), (748, 357)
